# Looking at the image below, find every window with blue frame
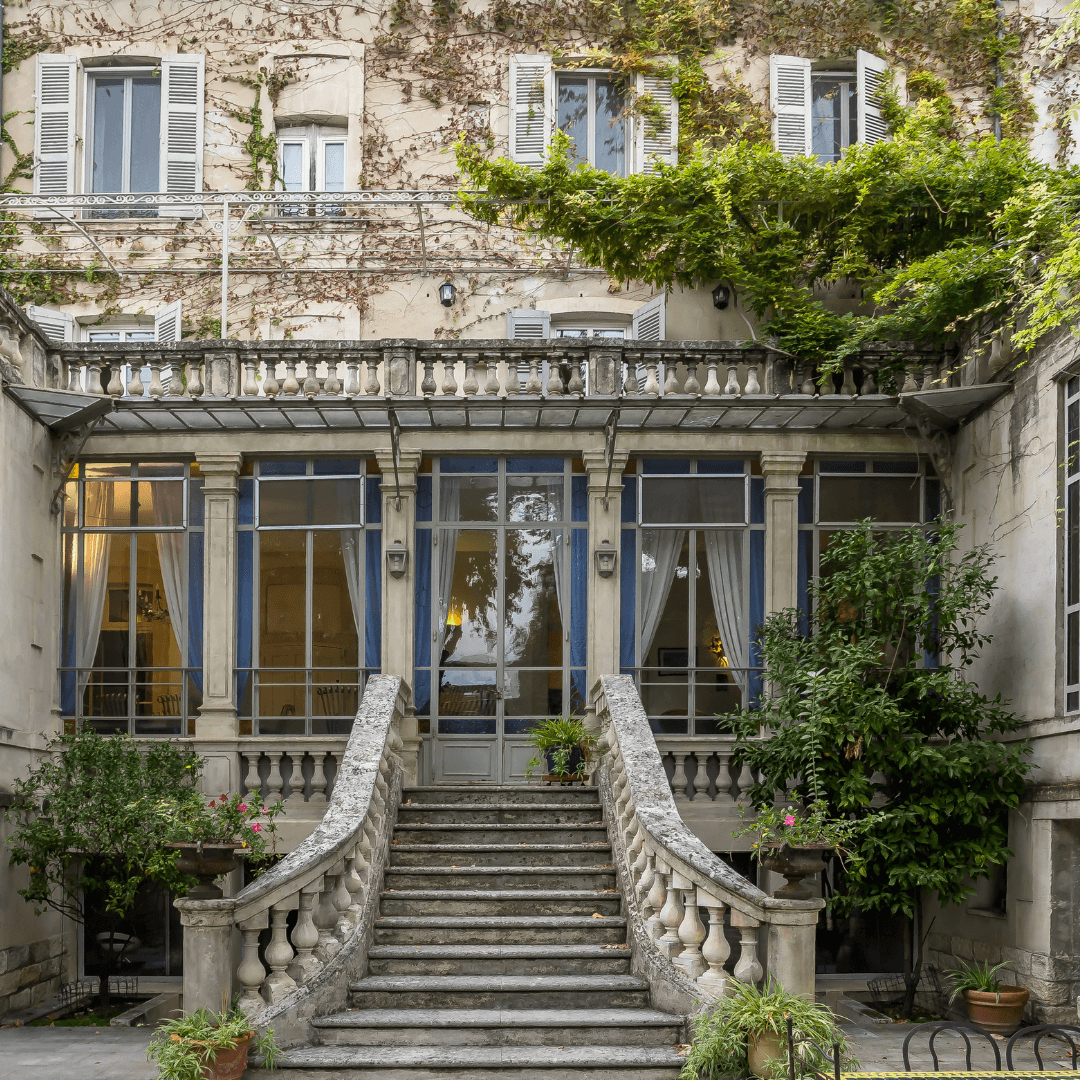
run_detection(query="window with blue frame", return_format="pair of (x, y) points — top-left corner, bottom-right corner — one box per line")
(1065, 377), (1080, 714)
(414, 457), (587, 735)
(620, 458), (765, 734)
(236, 459), (380, 736)
(60, 461), (203, 736)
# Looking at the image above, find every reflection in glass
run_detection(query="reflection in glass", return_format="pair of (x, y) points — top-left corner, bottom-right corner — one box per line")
(595, 77), (625, 176)
(438, 668), (498, 733)
(503, 669), (563, 719)
(507, 475), (563, 522)
(92, 80), (125, 193)
(504, 530), (562, 667)
(442, 475), (498, 521)
(440, 530), (497, 665)
(557, 76), (588, 163)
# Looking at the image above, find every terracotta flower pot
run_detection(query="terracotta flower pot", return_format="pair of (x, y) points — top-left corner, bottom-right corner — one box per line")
(166, 841), (244, 899)
(190, 1031), (254, 1080)
(963, 985), (1030, 1035)
(759, 844), (829, 900)
(747, 1030), (787, 1079)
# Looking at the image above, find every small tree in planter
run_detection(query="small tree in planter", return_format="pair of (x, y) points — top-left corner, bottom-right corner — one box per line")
(732, 521), (1032, 1019)
(5, 729), (206, 1019)
(524, 716), (598, 783)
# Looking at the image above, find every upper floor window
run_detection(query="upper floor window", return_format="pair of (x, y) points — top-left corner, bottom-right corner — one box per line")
(557, 73), (626, 176)
(88, 70), (160, 198)
(770, 51), (888, 162)
(1064, 377), (1080, 712)
(277, 125), (348, 193)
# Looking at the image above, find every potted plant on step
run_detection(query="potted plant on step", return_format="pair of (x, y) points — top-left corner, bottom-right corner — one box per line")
(679, 978), (855, 1080)
(162, 792), (285, 899)
(947, 960), (1030, 1035)
(147, 1005), (280, 1080)
(525, 716), (598, 784)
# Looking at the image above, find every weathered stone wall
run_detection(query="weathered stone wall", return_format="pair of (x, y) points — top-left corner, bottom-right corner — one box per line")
(0, 935), (66, 1018)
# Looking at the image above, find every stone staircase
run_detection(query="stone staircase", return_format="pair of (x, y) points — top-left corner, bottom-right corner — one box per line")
(263, 785), (687, 1078)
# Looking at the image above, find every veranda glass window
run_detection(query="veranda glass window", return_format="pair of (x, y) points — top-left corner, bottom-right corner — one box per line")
(557, 73), (626, 175)
(621, 459), (764, 734)
(1065, 378), (1080, 713)
(237, 460), (380, 736)
(60, 462), (202, 735)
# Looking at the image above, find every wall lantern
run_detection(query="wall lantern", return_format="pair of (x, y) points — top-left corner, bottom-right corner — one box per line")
(594, 541), (617, 578)
(438, 280), (457, 307)
(711, 282), (730, 310)
(386, 542), (409, 578)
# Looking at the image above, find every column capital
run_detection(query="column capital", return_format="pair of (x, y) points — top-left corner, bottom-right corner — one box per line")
(373, 448), (423, 488)
(581, 448), (629, 477)
(759, 450), (807, 476)
(196, 451), (244, 490)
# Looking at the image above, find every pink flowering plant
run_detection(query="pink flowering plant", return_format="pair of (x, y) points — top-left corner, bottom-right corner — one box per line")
(735, 801), (868, 863)
(162, 791), (285, 870)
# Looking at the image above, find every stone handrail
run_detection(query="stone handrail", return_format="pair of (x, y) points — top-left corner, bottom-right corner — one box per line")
(593, 674), (822, 1009)
(175, 675), (407, 1039)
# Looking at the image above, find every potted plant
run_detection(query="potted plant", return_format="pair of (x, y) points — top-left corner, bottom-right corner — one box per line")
(679, 978), (856, 1080)
(736, 803), (867, 900)
(946, 959), (1029, 1035)
(524, 716), (598, 784)
(147, 1005), (280, 1079)
(162, 792), (285, 899)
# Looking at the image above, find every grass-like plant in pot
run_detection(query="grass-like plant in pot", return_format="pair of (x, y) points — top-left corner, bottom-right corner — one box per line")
(524, 716), (598, 783)
(146, 1005), (279, 1080)
(946, 960), (1030, 1035)
(680, 978), (856, 1080)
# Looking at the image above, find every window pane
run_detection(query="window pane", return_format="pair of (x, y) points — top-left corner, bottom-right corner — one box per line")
(134, 533), (182, 669)
(85, 481), (131, 527)
(818, 477), (921, 522)
(441, 529), (497, 665)
(322, 142), (345, 191)
(1070, 399), (1079, 477)
(310, 479), (362, 525)
(595, 77), (625, 176)
(442, 476), (498, 521)
(259, 531), (307, 684)
(639, 530), (689, 723)
(92, 79), (125, 193)
(1070, 485), (1079, 607)
(812, 76), (845, 163)
(312, 531), (359, 666)
(259, 478), (361, 526)
(504, 529), (562, 667)
(140, 480), (185, 527)
(557, 76), (588, 164)
(503, 670), (562, 718)
(640, 477), (744, 524)
(437, 668), (497, 732)
(506, 475), (563, 522)
(281, 142), (306, 191)
(130, 77), (161, 192)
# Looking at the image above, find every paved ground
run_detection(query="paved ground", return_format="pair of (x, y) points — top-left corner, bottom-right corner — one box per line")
(0, 1015), (1074, 1078)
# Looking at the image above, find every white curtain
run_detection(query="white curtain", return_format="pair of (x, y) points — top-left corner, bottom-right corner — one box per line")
(340, 531), (363, 639)
(639, 529), (686, 661)
(702, 531), (747, 691)
(151, 482), (186, 662)
(77, 484), (114, 704)
(437, 479), (461, 633)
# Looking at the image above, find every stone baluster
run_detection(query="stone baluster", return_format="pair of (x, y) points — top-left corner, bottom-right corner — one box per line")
(265, 752), (285, 804)
(840, 361), (856, 396)
(105, 357), (124, 397)
(637, 845), (656, 907)
(86, 358), (103, 395)
(325, 750), (343, 801)
(283, 752), (306, 806)
(322, 351), (342, 396)
(922, 361), (937, 390)
(547, 354), (565, 396)
(698, 891), (730, 996)
(662, 353), (680, 395)
(673, 871), (706, 979)
(237, 914), (268, 1016)
(629, 820), (648, 879)
(800, 365), (817, 395)
(504, 351), (522, 396)
(264, 901), (298, 1003)
(419, 351), (437, 395)
(162, 353), (181, 396)
(262, 353), (280, 398)
(460, 352), (479, 395)
(301, 356), (320, 397)
(658, 864), (685, 960)
(281, 352), (300, 396)
(690, 754), (710, 801)
(243, 754), (262, 798)
(526, 353), (543, 395)
(567, 354), (585, 395)
(483, 351), (502, 395)
(342, 843), (364, 930)
(243, 357), (259, 396)
(364, 353), (381, 395)
(670, 753), (690, 802)
(356, 824), (374, 886)
(314, 871), (343, 962)
(735, 762), (756, 807)
(732, 912), (763, 984)
(623, 353), (641, 394)
(684, 356), (701, 395)
(331, 858), (353, 938)
(703, 354), (721, 395)
(643, 353), (661, 396)
(745, 359), (761, 394)
(646, 856), (667, 939)
(147, 354), (165, 398)
(343, 352), (361, 397)
(288, 882), (323, 984)
(862, 364), (877, 394)
(441, 352), (459, 396)
(309, 752), (328, 804)
(902, 363), (919, 393)
(188, 357), (206, 397)
(723, 359), (740, 395)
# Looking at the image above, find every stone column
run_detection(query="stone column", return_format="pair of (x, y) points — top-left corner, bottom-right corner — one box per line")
(760, 450), (806, 617)
(765, 908), (821, 998)
(583, 450), (629, 710)
(374, 448), (422, 783)
(175, 899), (239, 1014)
(196, 453), (242, 756)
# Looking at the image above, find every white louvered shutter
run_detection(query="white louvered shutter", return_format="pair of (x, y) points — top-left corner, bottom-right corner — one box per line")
(26, 305), (74, 342)
(507, 309), (551, 338)
(509, 55), (552, 169)
(857, 51), (889, 146)
(34, 56), (77, 204)
(154, 300), (182, 343)
(631, 294), (665, 341)
(159, 54), (205, 215)
(634, 75), (678, 175)
(770, 55), (812, 158)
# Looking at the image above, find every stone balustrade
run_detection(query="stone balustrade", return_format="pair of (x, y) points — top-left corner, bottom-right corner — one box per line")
(239, 739), (348, 808)
(657, 735), (758, 804)
(593, 674), (822, 1009)
(175, 676), (407, 1035)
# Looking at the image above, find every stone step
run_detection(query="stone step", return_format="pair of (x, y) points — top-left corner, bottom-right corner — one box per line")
(393, 823), (609, 845)
(248, 1044), (685, 1079)
(384, 866), (617, 891)
(389, 843), (612, 868)
(379, 889), (622, 918)
(311, 1007), (684, 1047)
(347, 974), (651, 1010)
(366, 944), (632, 977)
(403, 786), (600, 806)
(396, 804), (606, 825)
(373, 915), (627, 946)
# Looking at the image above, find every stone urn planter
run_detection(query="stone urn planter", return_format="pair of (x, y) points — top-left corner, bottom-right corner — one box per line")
(962, 986), (1030, 1035)
(188, 1030), (255, 1080)
(747, 1030), (786, 1079)
(759, 844), (829, 900)
(166, 841), (244, 899)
